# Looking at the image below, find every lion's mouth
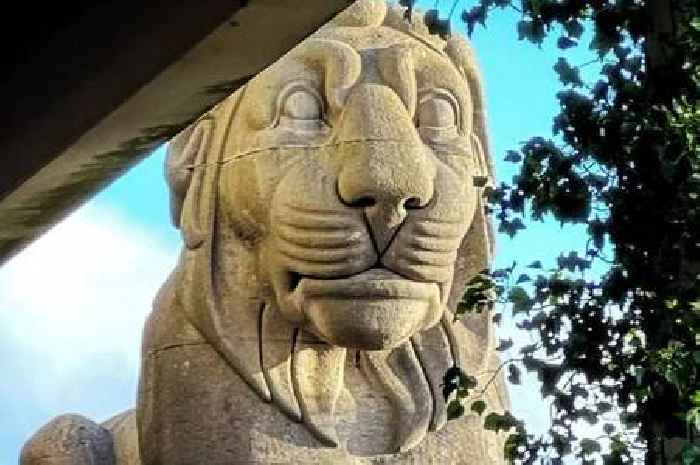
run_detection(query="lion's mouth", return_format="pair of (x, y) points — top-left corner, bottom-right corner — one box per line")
(280, 266), (444, 350)
(293, 267), (438, 300)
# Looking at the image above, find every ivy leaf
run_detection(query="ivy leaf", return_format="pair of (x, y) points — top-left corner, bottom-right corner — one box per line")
(554, 57), (584, 87)
(516, 273), (531, 284)
(462, 373), (479, 390)
(496, 338), (514, 351)
(557, 36), (578, 49)
(508, 364), (522, 385)
(529, 0), (542, 16)
(580, 438), (602, 455)
(442, 365), (463, 400)
(499, 217), (526, 238)
(691, 17), (700, 32)
(686, 406), (700, 430)
(484, 411), (522, 433)
(471, 400), (487, 416)
(505, 150), (522, 163)
(424, 9), (450, 38)
(517, 19), (546, 46)
(473, 175), (489, 187)
(446, 400), (465, 420)
(592, 80), (609, 101)
(557, 251), (590, 272)
(564, 19), (585, 39)
(461, 5), (488, 36)
(597, 402), (613, 414)
(589, 29), (617, 58)
(681, 444), (700, 465)
(508, 286), (533, 315)
(492, 312), (503, 325)
(504, 432), (527, 462)
(520, 343), (539, 355)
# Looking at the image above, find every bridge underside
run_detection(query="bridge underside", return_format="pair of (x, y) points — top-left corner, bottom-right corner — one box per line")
(0, 0), (352, 264)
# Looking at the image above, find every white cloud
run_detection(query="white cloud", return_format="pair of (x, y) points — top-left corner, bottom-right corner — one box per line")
(0, 205), (179, 412)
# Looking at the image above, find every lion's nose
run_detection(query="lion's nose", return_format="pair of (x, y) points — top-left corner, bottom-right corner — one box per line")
(337, 144), (435, 254)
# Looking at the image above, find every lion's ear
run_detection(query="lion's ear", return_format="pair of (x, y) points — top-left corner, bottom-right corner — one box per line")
(165, 117), (216, 249)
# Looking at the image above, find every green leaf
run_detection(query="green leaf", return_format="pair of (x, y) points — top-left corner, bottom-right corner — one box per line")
(508, 286), (532, 315)
(589, 29), (616, 58)
(564, 20), (584, 39)
(580, 438), (602, 455)
(520, 343), (539, 355)
(689, 17), (700, 32)
(553, 57), (584, 87)
(597, 402), (613, 414)
(492, 312), (503, 325)
(499, 217), (526, 238)
(484, 411), (522, 433)
(557, 36), (577, 49)
(496, 338), (514, 351)
(473, 175), (489, 187)
(447, 400), (465, 420)
(462, 373), (479, 390)
(471, 400), (487, 416)
(442, 365), (463, 400)
(529, 0), (541, 16)
(504, 432), (526, 462)
(505, 150), (522, 163)
(507, 364), (522, 385)
(687, 406), (700, 430)
(681, 444), (700, 465)
(516, 19), (546, 46)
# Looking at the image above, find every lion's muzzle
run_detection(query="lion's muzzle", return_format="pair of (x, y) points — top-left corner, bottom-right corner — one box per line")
(286, 268), (441, 350)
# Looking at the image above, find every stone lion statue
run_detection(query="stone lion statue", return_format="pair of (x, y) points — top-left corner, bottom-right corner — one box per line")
(20, 2), (509, 464)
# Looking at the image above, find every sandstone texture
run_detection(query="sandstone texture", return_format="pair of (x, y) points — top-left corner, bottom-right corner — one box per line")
(21, 1), (508, 463)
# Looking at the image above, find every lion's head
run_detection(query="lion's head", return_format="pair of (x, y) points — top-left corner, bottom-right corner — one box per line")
(163, 0), (496, 453)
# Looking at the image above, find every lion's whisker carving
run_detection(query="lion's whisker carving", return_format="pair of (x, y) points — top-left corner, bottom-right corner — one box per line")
(398, 252), (457, 267)
(277, 217), (357, 231)
(409, 238), (460, 252)
(276, 229), (365, 249)
(415, 216), (466, 225)
(280, 203), (352, 215)
(278, 247), (364, 264)
(278, 207), (358, 222)
(413, 223), (465, 237)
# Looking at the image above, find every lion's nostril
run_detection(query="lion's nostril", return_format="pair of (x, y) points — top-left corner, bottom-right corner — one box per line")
(346, 196), (377, 208)
(403, 197), (423, 210)
(289, 272), (303, 292)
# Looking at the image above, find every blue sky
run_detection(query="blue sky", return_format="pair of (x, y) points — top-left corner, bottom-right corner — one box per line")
(0, 4), (604, 463)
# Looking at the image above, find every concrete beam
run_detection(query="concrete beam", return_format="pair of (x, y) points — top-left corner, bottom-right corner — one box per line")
(0, 0), (352, 264)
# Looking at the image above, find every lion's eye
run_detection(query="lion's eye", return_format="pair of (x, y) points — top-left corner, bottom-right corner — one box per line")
(416, 91), (460, 143)
(282, 90), (322, 120)
(417, 96), (456, 129)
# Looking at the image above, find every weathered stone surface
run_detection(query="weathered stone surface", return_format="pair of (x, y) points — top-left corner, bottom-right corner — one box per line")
(22, 1), (509, 463)
(20, 414), (115, 465)
(102, 411), (140, 465)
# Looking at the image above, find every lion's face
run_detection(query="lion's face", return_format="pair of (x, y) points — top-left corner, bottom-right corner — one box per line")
(163, 3), (495, 451)
(217, 23), (486, 351)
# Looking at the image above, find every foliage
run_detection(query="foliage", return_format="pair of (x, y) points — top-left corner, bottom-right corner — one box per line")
(402, 0), (700, 463)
